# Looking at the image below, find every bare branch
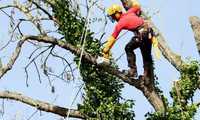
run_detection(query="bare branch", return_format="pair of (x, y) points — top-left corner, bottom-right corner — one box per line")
(0, 91), (85, 119)
(24, 45), (52, 86)
(0, 40), (25, 79)
(0, 20), (23, 51)
(29, 0), (59, 24)
(141, 20), (182, 71)
(189, 16), (200, 56)
(33, 61), (42, 83)
(1, 3), (48, 35)
(27, 109), (39, 120)
(0, 5), (17, 10)
(51, 51), (75, 81)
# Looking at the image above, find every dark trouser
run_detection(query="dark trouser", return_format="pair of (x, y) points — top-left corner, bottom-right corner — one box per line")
(125, 29), (153, 76)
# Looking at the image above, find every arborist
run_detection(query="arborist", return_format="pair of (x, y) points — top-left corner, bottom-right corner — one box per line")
(102, 1), (156, 80)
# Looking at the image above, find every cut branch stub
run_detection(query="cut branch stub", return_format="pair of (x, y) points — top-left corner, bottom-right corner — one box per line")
(189, 16), (200, 56)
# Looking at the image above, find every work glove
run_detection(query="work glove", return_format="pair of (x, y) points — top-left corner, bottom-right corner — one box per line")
(102, 36), (116, 59)
(102, 52), (110, 59)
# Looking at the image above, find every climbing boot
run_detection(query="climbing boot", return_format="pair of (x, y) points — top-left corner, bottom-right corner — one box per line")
(127, 67), (138, 79)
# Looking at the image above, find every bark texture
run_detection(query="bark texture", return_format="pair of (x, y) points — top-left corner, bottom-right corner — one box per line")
(0, 91), (85, 119)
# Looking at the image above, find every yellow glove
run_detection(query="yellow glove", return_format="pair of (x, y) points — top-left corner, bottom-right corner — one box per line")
(152, 36), (161, 60)
(102, 52), (110, 59)
(102, 36), (116, 59)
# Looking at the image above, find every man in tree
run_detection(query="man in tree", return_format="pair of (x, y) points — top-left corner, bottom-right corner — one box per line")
(102, 2), (155, 80)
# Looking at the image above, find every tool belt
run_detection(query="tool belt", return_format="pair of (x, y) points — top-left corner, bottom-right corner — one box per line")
(134, 21), (154, 42)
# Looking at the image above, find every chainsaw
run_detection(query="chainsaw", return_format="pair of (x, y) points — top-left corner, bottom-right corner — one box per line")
(96, 56), (110, 65)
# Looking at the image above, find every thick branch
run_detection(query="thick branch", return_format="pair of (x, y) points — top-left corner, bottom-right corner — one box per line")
(0, 91), (84, 119)
(23, 35), (164, 111)
(24, 35), (141, 86)
(142, 86), (165, 111)
(189, 16), (200, 56)
(151, 22), (183, 71)
(0, 40), (25, 79)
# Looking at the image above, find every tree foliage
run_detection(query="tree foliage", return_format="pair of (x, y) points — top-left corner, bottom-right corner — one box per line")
(146, 61), (200, 120)
(50, 0), (135, 119)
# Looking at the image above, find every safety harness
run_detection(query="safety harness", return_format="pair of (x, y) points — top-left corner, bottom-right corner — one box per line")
(134, 21), (161, 59)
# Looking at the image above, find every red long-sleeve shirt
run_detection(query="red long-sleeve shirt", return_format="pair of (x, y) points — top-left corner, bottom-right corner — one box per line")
(112, 7), (144, 39)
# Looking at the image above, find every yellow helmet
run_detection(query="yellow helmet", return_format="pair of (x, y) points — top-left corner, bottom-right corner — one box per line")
(107, 4), (122, 16)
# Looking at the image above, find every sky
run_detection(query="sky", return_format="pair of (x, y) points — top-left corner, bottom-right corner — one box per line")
(0, 0), (200, 120)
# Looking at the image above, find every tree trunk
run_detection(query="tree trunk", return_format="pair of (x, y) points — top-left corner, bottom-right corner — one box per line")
(142, 86), (164, 111)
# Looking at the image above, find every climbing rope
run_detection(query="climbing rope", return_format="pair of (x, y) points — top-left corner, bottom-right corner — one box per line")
(77, 10), (91, 70)
(65, 1), (92, 119)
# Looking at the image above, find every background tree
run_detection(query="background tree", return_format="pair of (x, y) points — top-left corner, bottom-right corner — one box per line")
(0, 0), (199, 120)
